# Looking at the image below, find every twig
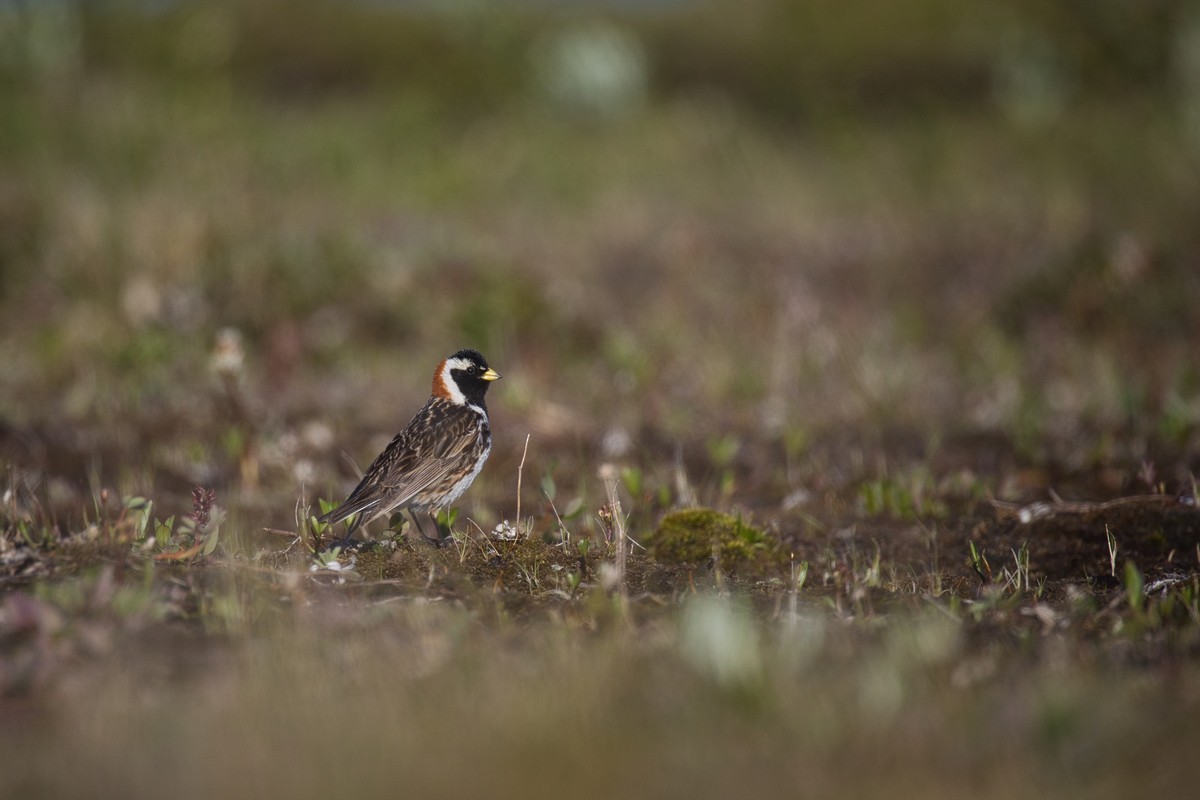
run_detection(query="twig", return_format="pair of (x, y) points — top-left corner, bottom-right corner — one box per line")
(599, 464), (626, 595)
(991, 493), (1185, 523)
(544, 490), (570, 548)
(516, 433), (531, 532)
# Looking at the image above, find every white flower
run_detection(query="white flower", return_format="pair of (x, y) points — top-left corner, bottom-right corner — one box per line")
(491, 521), (520, 541)
(310, 550), (354, 572)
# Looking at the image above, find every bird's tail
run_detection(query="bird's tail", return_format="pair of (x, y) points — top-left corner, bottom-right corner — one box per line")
(315, 497), (380, 532)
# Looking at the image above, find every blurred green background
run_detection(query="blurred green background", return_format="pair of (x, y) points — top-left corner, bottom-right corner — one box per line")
(1, 0), (1199, 525)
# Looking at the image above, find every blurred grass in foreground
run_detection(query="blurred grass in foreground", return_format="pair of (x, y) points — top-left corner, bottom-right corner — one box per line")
(2, 571), (1198, 800)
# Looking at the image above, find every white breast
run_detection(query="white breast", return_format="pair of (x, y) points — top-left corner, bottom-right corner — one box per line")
(438, 438), (491, 506)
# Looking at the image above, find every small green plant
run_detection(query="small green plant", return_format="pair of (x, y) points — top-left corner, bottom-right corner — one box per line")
(147, 487), (224, 561)
(1172, 578), (1200, 626)
(311, 545), (345, 570)
(863, 543), (883, 588)
(154, 516), (176, 549)
(435, 507), (459, 539)
(567, 569), (582, 596)
(308, 498), (354, 550)
(513, 552), (543, 592)
(1106, 526), (1118, 577)
(858, 468), (948, 521)
(1004, 540), (1031, 594)
(309, 545), (361, 583)
(126, 496), (153, 540)
(1124, 560), (1145, 614)
(968, 540), (992, 584)
(620, 466), (642, 498)
(706, 435), (740, 500)
(1113, 572), (1200, 634)
(313, 498), (336, 529)
(707, 435), (740, 468)
(543, 479), (585, 549)
(791, 553), (809, 592)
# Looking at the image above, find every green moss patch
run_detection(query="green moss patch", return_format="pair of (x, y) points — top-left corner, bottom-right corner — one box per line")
(647, 509), (775, 569)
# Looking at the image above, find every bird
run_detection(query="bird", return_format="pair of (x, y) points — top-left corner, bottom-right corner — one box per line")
(317, 348), (500, 546)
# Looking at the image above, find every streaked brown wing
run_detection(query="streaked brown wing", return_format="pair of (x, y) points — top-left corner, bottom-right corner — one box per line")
(319, 398), (480, 526)
(374, 410), (480, 508)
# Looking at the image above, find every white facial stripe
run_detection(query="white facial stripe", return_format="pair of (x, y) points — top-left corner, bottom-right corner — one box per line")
(440, 359), (468, 405)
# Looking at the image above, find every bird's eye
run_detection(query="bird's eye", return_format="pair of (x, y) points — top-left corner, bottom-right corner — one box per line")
(468, 365), (478, 375)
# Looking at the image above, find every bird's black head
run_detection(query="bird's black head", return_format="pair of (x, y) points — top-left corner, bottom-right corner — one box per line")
(434, 349), (501, 407)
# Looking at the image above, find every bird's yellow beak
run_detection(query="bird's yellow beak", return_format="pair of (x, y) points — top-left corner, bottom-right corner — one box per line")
(482, 367), (502, 382)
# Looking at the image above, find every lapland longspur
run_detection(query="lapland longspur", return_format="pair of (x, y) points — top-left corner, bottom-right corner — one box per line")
(318, 348), (500, 544)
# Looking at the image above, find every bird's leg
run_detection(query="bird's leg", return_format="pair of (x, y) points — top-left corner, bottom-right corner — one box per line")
(431, 510), (447, 542)
(329, 536), (371, 552)
(408, 509), (441, 546)
(324, 518), (366, 552)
